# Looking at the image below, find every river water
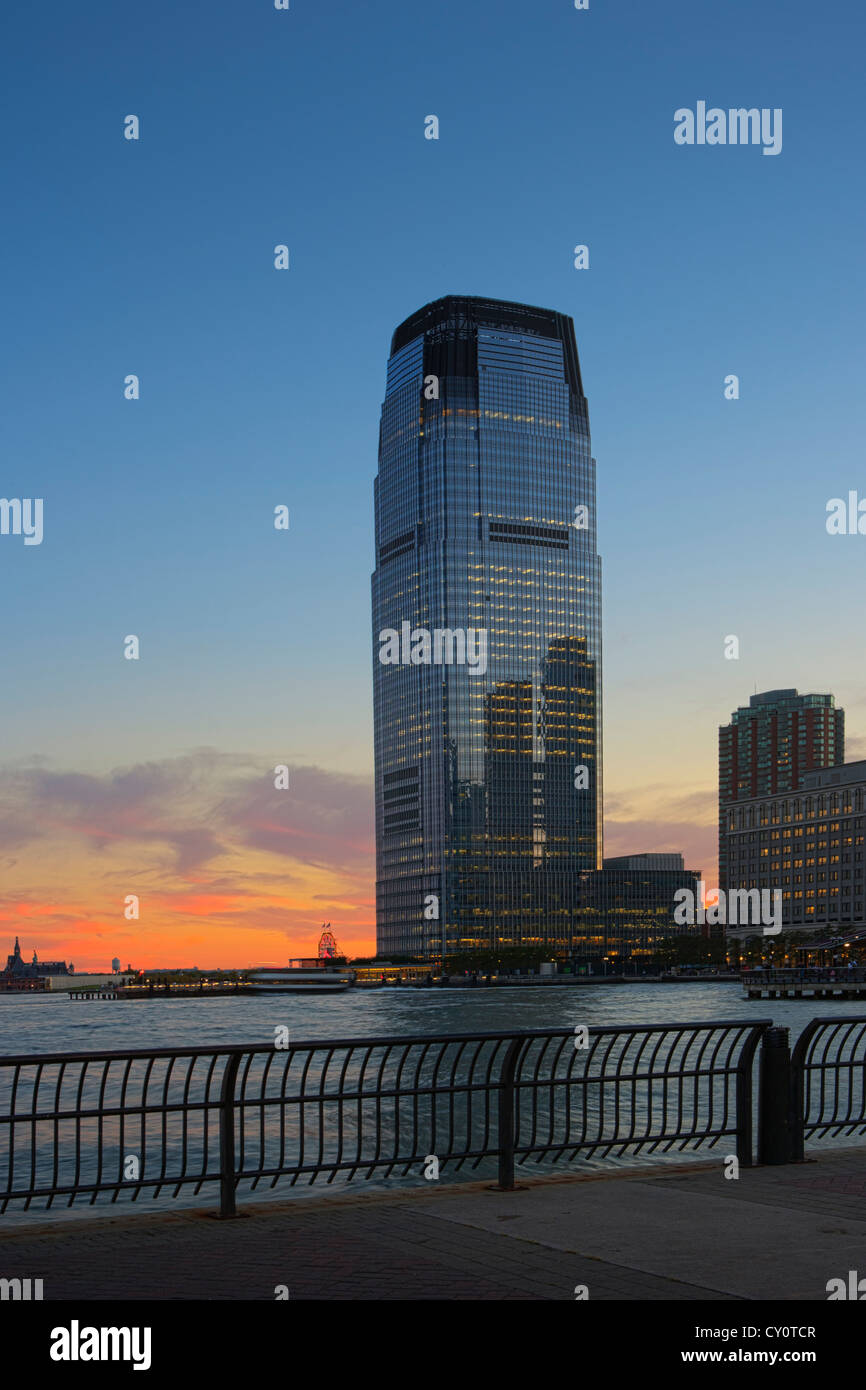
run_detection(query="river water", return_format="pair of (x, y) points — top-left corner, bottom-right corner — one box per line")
(0, 979), (837, 1055)
(1, 984), (862, 1227)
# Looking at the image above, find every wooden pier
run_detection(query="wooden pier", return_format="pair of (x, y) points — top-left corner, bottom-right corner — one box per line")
(68, 984), (250, 1001)
(744, 969), (866, 1001)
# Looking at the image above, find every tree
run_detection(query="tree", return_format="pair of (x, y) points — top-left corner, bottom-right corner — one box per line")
(651, 935), (727, 968)
(443, 947), (558, 974)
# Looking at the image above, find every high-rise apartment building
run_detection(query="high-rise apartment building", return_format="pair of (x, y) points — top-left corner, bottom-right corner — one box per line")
(372, 296), (601, 959)
(719, 688), (845, 896)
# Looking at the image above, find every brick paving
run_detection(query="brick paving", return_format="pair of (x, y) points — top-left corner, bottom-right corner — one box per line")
(642, 1154), (866, 1222)
(0, 1199), (728, 1302)
(2, 1148), (865, 1301)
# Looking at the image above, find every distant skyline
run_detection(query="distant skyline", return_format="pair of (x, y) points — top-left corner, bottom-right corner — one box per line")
(2, 0), (864, 967)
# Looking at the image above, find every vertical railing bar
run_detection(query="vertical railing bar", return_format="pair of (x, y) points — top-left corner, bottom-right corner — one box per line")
(544, 1036), (570, 1157)
(218, 1051), (242, 1217)
(293, 1047), (317, 1187)
(328, 1042), (356, 1178)
(496, 1037), (524, 1190)
(2, 1064), (24, 1213)
(201, 1052), (222, 1190)
(237, 1049), (259, 1188)
(315, 1047), (337, 1183)
(441, 1038), (470, 1169)
(253, 1050), (278, 1190)
(634, 1030), (663, 1146)
(361, 1043), (389, 1177)
(70, 1062), (87, 1206)
(177, 1054), (197, 1192)
(28, 1062), (46, 1208)
(47, 1061), (65, 1208)
(114, 1057), (134, 1202)
(275, 1048), (291, 1187)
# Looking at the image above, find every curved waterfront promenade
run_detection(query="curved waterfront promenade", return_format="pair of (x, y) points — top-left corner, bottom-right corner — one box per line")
(3, 1146), (865, 1300)
(4, 1009), (866, 1301)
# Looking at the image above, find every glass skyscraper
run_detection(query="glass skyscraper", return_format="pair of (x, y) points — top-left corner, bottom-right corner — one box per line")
(372, 296), (601, 960)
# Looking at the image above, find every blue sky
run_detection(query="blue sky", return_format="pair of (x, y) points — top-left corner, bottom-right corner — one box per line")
(0, 0), (864, 959)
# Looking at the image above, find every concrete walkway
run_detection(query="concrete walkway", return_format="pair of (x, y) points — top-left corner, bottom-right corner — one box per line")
(2, 1148), (866, 1300)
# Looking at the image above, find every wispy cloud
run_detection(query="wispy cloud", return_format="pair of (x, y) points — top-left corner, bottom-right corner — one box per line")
(603, 780), (717, 880)
(0, 751), (375, 967)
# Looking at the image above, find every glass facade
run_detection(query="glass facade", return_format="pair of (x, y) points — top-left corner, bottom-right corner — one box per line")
(589, 863), (702, 963)
(372, 296), (602, 960)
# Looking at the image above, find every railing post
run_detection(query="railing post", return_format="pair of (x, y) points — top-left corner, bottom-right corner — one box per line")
(218, 1051), (242, 1217)
(496, 1038), (524, 1190)
(758, 1026), (793, 1165)
(735, 1025), (768, 1167)
(788, 1022), (817, 1163)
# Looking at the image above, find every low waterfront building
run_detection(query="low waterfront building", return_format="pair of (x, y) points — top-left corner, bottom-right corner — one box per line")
(0, 937), (72, 991)
(568, 855), (703, 967)
(722, 760), (866, 936)
(57, 972), (136, 992)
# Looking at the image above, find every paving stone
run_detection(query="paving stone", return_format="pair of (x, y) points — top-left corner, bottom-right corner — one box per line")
(1, 1147), (864, 1301)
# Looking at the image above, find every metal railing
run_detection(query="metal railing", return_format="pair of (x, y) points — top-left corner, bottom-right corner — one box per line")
(0, 1020), (770, 1217)
(790, 1016), (866, 1160)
